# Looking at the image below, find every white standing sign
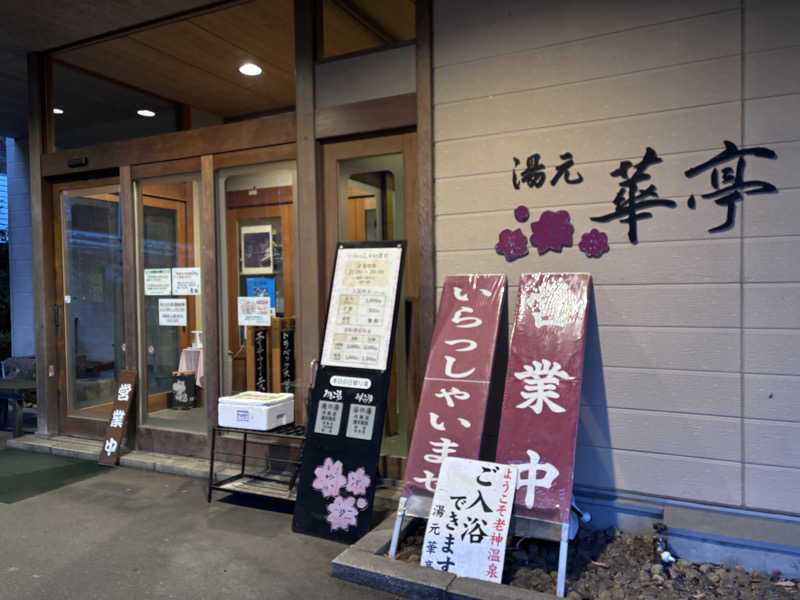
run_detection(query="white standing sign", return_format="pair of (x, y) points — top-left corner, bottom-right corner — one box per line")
(420, 457), (518, 584)
(158, 298), (187, 326)
(144, 268), (172, 296)
(171, 267), (201, 295)
(237, 296), (271, 327)
(321, 246), (403, 371)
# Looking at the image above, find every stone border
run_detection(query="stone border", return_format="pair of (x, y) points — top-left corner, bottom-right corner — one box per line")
(331, 517), (557, 600)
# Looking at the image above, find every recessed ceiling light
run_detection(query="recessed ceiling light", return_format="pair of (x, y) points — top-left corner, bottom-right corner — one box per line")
(238, 62), (262, 76)
(137, 109), (156, 118)
(53, 107), (64, 115)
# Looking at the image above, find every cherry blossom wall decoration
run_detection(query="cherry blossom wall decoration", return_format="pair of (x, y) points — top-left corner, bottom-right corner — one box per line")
(578, 228), (610, 258)
(312, 457), (372, 532)
(514, 205), (530, 222)
(495, 228), (529, 262)
(530, 210), (574, 254)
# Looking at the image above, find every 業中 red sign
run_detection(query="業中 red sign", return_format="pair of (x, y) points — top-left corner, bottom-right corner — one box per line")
(495, 273), (590, 525)
(402, 275), (507, 499)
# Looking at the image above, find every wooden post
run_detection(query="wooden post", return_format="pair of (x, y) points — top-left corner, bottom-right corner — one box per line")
(120, 166), (137, 372)
(415, 0), (436, 430)
(200, 154), (220, 435)
(28, 52), (59, 437)
(294, 0), (322, 425)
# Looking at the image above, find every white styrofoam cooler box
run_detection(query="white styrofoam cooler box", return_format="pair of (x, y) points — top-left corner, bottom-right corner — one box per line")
(218, 392), (294, 431)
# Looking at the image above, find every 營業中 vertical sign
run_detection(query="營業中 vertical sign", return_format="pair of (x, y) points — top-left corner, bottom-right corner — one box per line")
(402, 275), (508, 511)
(495, 273), (590, 525)
(292, 242), (405, 543)
(98, 370), (137, 466)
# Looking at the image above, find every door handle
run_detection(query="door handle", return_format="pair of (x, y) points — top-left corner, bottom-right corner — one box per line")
(53, 304), (59, 328)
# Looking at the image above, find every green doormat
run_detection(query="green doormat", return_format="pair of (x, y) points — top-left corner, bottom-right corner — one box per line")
(0, 448), (109, 503)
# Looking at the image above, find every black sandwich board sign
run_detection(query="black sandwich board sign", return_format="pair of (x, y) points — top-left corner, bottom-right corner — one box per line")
(292, 241), (405, 543)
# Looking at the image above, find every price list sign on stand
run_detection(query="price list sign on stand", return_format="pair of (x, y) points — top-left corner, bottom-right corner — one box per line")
(292, 242), (405, 544)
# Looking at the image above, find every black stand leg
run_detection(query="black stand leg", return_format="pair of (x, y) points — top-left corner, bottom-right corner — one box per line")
(207, 427), (217, 503)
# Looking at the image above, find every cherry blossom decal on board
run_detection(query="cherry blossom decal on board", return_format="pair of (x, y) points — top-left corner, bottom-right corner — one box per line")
(311, 457), (372, 532)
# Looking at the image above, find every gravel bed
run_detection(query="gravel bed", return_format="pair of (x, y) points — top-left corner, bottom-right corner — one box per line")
(395, 521), (799, 599)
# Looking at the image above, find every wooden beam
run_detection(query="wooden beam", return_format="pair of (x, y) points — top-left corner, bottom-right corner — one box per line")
(200, 154), (220, 436)
(28, 53), (59, 436)
(41, 111), (296, 177)
(120, 165), (137, 373)
(294, 0), (322, 425)
(315, 93), (416, 139)
(415, 0), (435, 408)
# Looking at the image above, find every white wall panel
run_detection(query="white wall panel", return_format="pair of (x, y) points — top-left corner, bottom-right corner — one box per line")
(743, 284), (800, 329)
(436, 103), (741, 179)
(578, 406), (741, 460)
(744, 374), (800, 422)
(575, 446), (742, 505)
(434, 0), (738, 67)
(744, 0), (800, 53)
(435, 11), (740, 104)
(587, 367), (740, 416)
(745, 464), (800, 513)
(437, 239), (741, 286)
(432, 0), (800, 514)
(745, 420), (800, 468)
(744, 330), (800, 375)
(436, 57), (740, 141)
(744, 237), (800, 282)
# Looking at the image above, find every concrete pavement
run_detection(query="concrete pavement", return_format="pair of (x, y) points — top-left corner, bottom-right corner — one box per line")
(1, 465), (400, 600)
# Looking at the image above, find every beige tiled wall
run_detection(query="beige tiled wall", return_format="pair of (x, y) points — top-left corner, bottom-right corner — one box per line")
(433, 0), (799, 513)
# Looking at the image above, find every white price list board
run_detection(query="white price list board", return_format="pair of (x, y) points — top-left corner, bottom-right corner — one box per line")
(321, 246), (402, 371)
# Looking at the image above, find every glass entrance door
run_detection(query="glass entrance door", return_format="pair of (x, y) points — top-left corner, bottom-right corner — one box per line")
(136, 177), (206, 434)
(323, 133), (418, 457)
(57, 185), (123, 427)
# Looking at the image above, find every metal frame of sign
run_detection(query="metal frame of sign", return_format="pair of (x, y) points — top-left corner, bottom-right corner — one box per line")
(292, 241), (406, 544)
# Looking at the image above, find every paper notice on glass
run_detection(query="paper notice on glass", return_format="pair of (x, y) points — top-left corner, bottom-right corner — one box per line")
(144, 268), (172, 296)
(171, 267), (201, 295)
(321, 246), (403, 371)
(238, 296), (271, 327)
(158, 298), (187, 326)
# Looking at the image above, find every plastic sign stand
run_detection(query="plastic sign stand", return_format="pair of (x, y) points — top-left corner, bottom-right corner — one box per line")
(495, 273), (591, 597)
(389, 275), (508, 557)
(292, 242), (405, 544)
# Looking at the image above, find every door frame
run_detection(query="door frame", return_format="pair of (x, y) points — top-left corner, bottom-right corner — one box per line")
(52, 177), (123, 438)
(321, 132), (421, 448)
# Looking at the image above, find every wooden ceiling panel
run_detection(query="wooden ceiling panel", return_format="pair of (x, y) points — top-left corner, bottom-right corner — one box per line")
(130, 20), (294, 108)
(53, 0), (295, 119)
(57, 37), (269, 117)
(322, 0), (384, 58)
(190, 0), (295, 73)
(350, 0), (415, 41)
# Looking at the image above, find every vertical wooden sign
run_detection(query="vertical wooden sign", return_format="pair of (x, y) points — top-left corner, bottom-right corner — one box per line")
(292, 242), (405, 543)
(401, 275), (508, 511)
(98, 370), (137, 466)
(279, 325), (295, 393)
(494, 274), (590, 525)
(254, 328), (269, 392)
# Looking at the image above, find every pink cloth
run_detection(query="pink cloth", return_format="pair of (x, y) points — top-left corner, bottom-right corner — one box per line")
(178, 347), (204, 387)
